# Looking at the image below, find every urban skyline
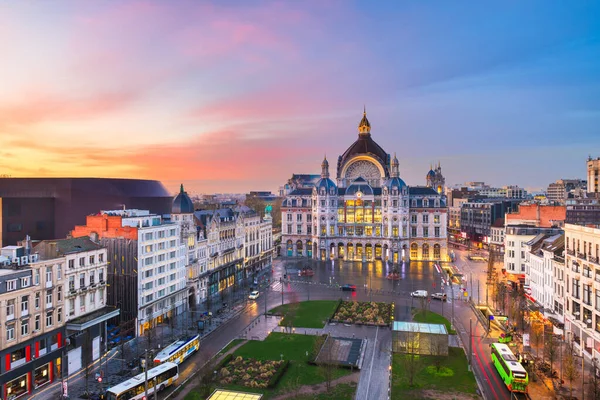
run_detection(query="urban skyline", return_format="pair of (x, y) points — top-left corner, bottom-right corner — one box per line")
(1, 1), (599, 194)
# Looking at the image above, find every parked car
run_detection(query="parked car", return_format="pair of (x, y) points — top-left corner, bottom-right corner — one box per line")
(431, 293), (447, 301)
(248, 290), (260, 300)
(341, 284), (357, 292)
(410, 290), (428, 298)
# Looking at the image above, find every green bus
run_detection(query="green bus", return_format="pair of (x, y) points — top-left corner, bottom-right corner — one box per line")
(490, 343), (528, 393)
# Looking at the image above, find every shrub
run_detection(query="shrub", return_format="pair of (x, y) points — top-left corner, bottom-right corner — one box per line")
(215, 353), (234, 371)
(268, 360), (290, 388)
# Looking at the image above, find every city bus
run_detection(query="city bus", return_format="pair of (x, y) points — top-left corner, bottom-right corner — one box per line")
(490, 343), (529, 393)
(105, 362), (179, 400)
(153, 335), (200, 365)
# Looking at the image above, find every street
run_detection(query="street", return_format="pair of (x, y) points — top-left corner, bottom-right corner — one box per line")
(34, 253), (512, 400)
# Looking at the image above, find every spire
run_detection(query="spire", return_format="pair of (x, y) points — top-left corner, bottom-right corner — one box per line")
(358, 106), (371, 137)
(321, 155), (330, 179)
(391, 153), (399, 178)
(180, 183), (184, 193)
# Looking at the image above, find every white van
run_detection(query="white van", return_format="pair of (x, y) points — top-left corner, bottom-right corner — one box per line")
(410, 290), (428, 298)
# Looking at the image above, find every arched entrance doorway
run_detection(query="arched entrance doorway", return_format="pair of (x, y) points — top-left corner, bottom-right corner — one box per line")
(410, 243), (418, 260)
(356, 244), (363, 260)
(287, 240), (293, 257)
(296, 240), (303, 257)
(329, 243), (336, 259)
(347, 243), (354, 260)
(422, 243), (430, 260)
(375, 244), (382, 259)
(307, 240), (313, 258)
(434, 244), (441, 260)
(338, 243), (345, 259)
(365, 243), (373, 260)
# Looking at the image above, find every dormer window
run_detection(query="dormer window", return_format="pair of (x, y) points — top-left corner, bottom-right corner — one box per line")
(412, 199), (417, 207)
(321, 189), (325, 196)
(423, 199), (429, 207)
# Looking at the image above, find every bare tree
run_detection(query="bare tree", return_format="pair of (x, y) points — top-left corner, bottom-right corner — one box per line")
(495, 282), (507, 314)
(145, 321), (156, 350)
(283, 303), (299, 333)
(419, 296), (428, 317)
(429, 334), (446, 372)
(588, 358), (600, 400)
(195, 358), (217, 398)
(315, 335), (337, 392)
(401, 327), (423, 387)
(82, 331), (93, 397)
(563, 340), (580, 399)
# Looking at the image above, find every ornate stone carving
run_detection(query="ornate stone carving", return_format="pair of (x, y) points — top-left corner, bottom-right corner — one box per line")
(345, 160), (380, 181)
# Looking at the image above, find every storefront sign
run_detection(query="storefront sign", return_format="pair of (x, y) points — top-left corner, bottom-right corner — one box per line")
(63, 381), (68, 397)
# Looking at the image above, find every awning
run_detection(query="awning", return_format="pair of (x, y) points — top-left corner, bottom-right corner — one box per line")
(67, 306), (120, 331)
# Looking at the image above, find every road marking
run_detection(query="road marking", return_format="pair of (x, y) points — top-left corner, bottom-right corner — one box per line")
(365, 326), (379, 398)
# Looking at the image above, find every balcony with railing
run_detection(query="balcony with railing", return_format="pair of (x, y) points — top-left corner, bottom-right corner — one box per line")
(567, 249), (575, 256)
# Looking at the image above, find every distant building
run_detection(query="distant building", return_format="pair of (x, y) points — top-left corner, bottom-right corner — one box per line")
(566, 198), (600, 226)
(546, 179), (587, 204)
(246, 191), (277, 203)
(460, 199), (521, 247)
(588, 156), (600, 195)
(0, 178), (173, 248)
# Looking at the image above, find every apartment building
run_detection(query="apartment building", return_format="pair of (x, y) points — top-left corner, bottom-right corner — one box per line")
(564, 223), (600, 359)
(504, 204), (566, 277)
(194, 209), (245, 298)
(0, 246), (65, 400)
(71, 210), (187, 337)
(236, 205), (274, 278)
(524, 234), (564, 316)
(33, 237), (118, 375)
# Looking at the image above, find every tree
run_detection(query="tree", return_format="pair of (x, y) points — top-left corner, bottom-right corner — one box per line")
(495, 282), (507, 314)
(563, 340), (580, 399)
(544, 333), (558, 378)
(587, 358), (600, 400)
(530, 321), (544, 358)
(283, 303), (299, 333)
(429, 333), (446, 372)
(401, 327), (423, 387)
(315, 334), (337, 392)
(419, 296), (428, 317)
(82, 331), (93, 397)
(195, 358), (217, 398)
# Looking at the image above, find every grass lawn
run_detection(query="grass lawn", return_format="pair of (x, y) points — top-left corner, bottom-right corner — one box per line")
(186, 333), (351, 399)
(391, 347), (477, 399)
(270, 300), (339, 328)
(413, 309), (456, 334)
(286, 382), (357, 400)
(219, 338), (246, 355)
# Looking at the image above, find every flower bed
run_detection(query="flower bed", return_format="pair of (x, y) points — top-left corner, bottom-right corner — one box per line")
(331, 301), (393, 326)
(219, 356), (287, 389)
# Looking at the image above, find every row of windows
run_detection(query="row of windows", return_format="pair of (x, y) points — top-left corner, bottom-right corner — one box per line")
(67, 253), (104, 269)
(68, 269), (104, 291)
(6, 309), (62, 342)
(143, 229), (177, 241)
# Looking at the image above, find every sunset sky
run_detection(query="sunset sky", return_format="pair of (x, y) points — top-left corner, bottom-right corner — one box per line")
(1, 1), (599, 195)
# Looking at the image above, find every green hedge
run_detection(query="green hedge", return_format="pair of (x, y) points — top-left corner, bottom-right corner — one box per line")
(268, 360), (290, 388)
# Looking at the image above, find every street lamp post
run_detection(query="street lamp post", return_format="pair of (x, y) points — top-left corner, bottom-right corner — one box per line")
(450, 282), (455, 330)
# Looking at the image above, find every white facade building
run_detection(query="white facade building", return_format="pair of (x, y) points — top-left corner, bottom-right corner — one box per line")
(564, 223), (600, 360)
(524, 234), (563, 314)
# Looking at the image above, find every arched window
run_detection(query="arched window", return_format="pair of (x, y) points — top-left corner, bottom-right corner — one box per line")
(433, 244), (441, 259)
(422, 244), (430, 259)
(410, 243), (418, 259)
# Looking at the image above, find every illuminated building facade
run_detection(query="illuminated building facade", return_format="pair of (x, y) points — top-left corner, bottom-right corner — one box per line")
(281, 111), (448, 263)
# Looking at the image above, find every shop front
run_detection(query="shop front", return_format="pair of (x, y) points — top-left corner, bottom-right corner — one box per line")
(33, 362), (52, 389)
(4, 373), (29, 400)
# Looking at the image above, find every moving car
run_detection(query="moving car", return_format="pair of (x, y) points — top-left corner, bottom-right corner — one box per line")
(431, 293), (447, 301)
(410, 290), (428, 298)
(341, 284), (357, 292)
(248, 290), (260, 300)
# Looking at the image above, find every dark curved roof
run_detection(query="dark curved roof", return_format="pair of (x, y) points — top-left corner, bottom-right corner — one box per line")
(173, 184), (194, 214)
(385, 177), (407, 189)
(345, 177), (374, 196)
(316, 178), (337, 192)
(427, 169), (436, 177)
(337, 135), (390, 179)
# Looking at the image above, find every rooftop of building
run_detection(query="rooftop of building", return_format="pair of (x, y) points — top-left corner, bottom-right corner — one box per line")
(34, 237), (104, 260)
